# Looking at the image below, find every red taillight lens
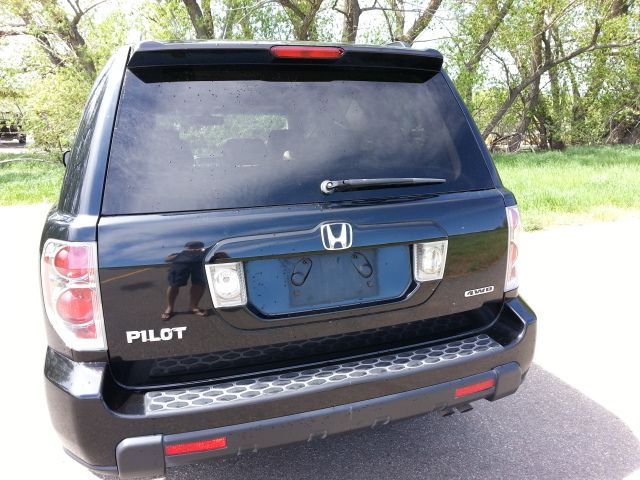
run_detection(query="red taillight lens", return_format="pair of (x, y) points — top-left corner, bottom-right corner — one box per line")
(41, 240), (106, 351)
(54, 245), (89, 278)
(454, 378), (495, 398)
(270, 45), (345, 59)
(505, 206), (522, 291)
(165, 437), (227, 456)
(74, 323), (97, 339)
(56, 287), (95, 325)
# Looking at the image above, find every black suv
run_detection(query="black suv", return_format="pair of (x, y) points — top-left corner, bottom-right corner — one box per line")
(40, 42), (536, 479)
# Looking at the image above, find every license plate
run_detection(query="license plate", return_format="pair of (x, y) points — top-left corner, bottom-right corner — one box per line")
(289, 250), (379, 308)
(245, 245), (411, 316)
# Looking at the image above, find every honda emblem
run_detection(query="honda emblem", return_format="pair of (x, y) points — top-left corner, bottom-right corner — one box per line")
(321, 223), (353, 251)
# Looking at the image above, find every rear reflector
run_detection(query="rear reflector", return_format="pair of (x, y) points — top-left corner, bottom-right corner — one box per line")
(270, 45), (345, 59)
(165, 437), (227, 456)
(454, 378), (495, 398)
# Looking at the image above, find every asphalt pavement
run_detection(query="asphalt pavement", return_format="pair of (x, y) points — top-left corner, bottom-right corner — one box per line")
(0, 204), (638, 479)
(0, 139), (29, 153)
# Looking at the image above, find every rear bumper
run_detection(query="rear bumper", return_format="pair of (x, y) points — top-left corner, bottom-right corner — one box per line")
(45, 297), (536, 479)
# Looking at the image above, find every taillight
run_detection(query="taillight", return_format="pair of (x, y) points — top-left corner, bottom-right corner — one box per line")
(41, 240), (106, 350)
(53, 245), (90, 278)
(505, 206), (522, 291)
(270, 45), (345, 59)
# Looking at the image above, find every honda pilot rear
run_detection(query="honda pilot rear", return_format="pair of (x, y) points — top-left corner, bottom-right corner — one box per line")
(40, 41), (536, 479)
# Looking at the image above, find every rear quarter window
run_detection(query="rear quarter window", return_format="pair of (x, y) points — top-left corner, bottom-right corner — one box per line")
(58, 69), (109, 214)
(102, 69), (494, 214)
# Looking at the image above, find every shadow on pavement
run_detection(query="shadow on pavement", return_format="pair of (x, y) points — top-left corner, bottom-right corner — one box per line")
(168, 365), (640, 480)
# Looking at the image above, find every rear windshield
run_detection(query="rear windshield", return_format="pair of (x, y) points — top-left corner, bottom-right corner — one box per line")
(102, 68), (493, 214)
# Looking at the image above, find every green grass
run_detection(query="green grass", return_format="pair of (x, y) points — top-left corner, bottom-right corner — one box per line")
(0, 151), (64, 205)
(494, 145), (640, 230)
(1, 146), (640, 231)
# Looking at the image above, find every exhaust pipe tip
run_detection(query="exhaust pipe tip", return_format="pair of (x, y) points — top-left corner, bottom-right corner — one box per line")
(440, 403), (474, 417)
(439, 407), (456, 417)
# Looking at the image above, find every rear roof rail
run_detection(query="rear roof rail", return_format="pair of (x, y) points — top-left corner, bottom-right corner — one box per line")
(385, 41), (412, 48)
(127, 41), (443, 73)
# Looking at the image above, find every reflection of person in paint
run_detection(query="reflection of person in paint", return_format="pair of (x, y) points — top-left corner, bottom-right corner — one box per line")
(162, 241), (208, 320)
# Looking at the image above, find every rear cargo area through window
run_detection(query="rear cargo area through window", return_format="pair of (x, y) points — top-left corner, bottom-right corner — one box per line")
(102, 68), (494, 214)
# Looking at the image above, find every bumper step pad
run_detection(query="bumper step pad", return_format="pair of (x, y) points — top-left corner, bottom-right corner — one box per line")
(145, 334), (501, 415)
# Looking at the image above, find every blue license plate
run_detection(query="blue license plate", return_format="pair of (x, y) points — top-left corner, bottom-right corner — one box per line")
(245, 245), (412, 316)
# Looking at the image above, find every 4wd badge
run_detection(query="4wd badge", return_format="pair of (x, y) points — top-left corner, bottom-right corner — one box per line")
(464, 286), (495, 297)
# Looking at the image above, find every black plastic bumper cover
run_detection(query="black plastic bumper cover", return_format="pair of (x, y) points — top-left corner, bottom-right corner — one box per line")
(45, 297), (536, 479)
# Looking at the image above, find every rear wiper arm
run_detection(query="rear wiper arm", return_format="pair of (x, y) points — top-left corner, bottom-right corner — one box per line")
(320, 177), (446, 194)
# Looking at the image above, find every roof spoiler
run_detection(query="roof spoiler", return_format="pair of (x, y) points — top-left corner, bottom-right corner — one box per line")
(127, 41), (443, 73)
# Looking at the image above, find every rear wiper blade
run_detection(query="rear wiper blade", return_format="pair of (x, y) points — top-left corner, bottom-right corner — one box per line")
(320, 177), (446, 194)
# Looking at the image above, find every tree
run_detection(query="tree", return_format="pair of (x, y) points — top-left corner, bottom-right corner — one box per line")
(507, 7), (544, 151)
(334, 0), (362, 42)
(398, 0), (443, 43)
(0, 1), (130, 152)
(1, 0), (639, 152)
(451, 0), (514, 103)
(154, 0), (302, 41)
(181, 0), (214, 38)
(276, 0), (324, 40)
(480, 0), (640, 143)
(2, 0), (103, 76)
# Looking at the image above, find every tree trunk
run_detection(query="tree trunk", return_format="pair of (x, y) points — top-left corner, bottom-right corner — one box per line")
(457, 0), (514, 103)
(579, 0), (629, 109)
(182, 0), (215, 39)
(542, 29), (565, 149)
(340, 0), (361, 43)
(507, 10), (543, 152)
(34, 1), (96, 76)
(481, 22), (610, 140)
(389, 0), (405, 41)
(298, 1), (323, 40)
(464, 0), (513, 71)
(535, 105), (550, 149)
(66, 23), (96, 76)
(277, 0), (323, 41)
(221, 8), (236, 38)
(399, 0), (443, 43)
(16, 11), (66, 68)
(551, 26), (583, 134)
(611, 0), (631, 17)
(202, 0), (213, 35)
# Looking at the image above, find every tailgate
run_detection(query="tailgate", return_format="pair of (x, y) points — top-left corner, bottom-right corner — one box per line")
(98, 190), (508, 387)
